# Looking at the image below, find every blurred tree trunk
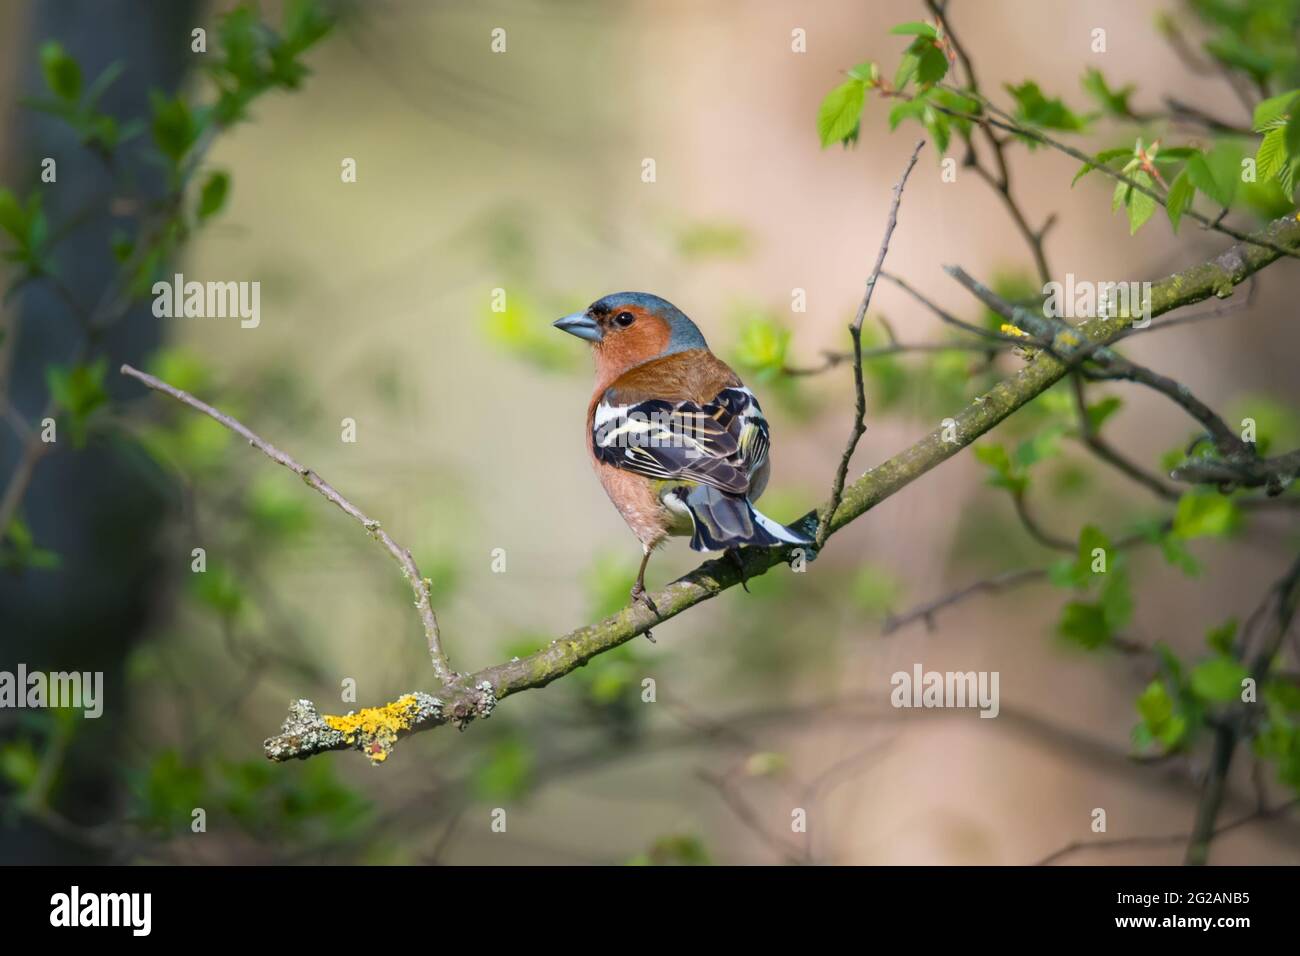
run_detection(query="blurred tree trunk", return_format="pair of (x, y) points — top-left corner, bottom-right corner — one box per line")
(0, 0), (200, 863)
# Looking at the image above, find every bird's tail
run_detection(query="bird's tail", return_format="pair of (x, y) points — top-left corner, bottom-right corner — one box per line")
(682, 485), (812, 552)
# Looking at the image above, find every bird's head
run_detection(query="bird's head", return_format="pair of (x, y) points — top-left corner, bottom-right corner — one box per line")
(554, 292), (707, 379)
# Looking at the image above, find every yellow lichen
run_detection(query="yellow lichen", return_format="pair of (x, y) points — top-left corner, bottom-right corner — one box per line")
(1000, 323), (1038, 359)
(323, 694), (423, 765)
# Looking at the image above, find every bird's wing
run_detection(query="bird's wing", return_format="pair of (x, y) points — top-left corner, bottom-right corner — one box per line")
(592, 386), (770, 496)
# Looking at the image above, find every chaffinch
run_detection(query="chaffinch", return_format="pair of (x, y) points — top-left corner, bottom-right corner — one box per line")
(554, 292), (811, 610)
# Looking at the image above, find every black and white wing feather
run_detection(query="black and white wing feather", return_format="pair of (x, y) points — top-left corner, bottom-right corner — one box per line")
(592, 387), (769, 495)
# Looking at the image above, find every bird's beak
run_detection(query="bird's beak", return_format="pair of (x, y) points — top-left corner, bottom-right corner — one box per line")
(553, 311), (602, 343)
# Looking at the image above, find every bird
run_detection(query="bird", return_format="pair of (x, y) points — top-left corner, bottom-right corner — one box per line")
(554, 291), (811, 612)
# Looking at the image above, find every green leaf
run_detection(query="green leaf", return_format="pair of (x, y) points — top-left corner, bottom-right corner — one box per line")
(889, 21), (938, 39)
(889, 97), (927, 131)
(1, 516), (61, 571)
(894, 53), (919, 90)
(1286, 111), (1300, 163)
(846, 61), (879, 84)
(1159, 532), (1201, 577)
(45, 358), (108, 446)
(1135, 680), (1188, 750)
(0, 189), (25, 241)
(1256, 126), (1287, 183)
(0, 740), (40, 789)
(150, 92), (199, 165)
(1165, 166), (1195, 233)
(1086, 395), (1122, 430)
(1136, 679), (1174, 727)
(1127, 171), (1157, 234)
(974, 443), (1026, 494)
(1051, 524), (1112, 590)
(1058, 600), (1110, 649)
(197, 170), (230, 221)
(1013, 425), (1064, 468)
(923, 106), (951, 154)
(1006, 80), (1086, 133)
(1186, 148), (1237, 208)
(1078, 524), (1110, 570)
(1072, 147), (1133, 186)
(1111, 177), (1130, 212)
(134, 750), (205, 832)
(1173, 492), (1241, 539)
(733, 315), (791, 381)
(40, 41), (82, 101)
(628, 834), (711, 866)
(281, 0), (335, 54)
(912, 39), (949, 86)
(1190, 656), (1248, 703)
(1206, 619), (1238, 655)
(1252, 90), (1298, 132)
(83, 60), (124, 109)
(817, 79), (866, 148)
(1100, 566), (1134, 631)
(1080, 68), (1134, 117)
(189, 563), (244, 617)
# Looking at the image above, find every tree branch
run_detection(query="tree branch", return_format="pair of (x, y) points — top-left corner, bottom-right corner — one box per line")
(925, 0), (1054, 285)
(1185, 552), (1300, 865)
(1185, 548), (1300, 863)
(928, 85), (1300, 262)
(1172, 448), (1300, 497)
(1070, 374), (1179, 500)
(817, 138), (925, 550)
(883, 567), (1049, 635)
(117, 214), (1299, 764)
(119, 364), (455, 687)
(946, 263), (1254, 462)
(1038, 797), (1300, 866)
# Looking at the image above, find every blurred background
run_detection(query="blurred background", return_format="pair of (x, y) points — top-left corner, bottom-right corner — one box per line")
(1, 0), (1298, 864)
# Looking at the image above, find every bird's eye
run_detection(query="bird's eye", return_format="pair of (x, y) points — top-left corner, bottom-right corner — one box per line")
(614, 311), (636, 328)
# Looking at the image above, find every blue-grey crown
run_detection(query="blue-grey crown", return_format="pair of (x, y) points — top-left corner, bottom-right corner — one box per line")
(591, 292), (708, 354)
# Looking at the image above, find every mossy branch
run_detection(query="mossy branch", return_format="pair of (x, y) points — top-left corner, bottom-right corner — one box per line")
(121, 215), (1300, 764)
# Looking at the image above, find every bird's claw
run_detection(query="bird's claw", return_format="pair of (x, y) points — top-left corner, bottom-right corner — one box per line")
(727, 548), (751, 592)
(630, 583), (659, 641)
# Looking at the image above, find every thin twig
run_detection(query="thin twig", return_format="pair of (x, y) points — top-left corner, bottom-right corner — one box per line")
(1037, 797), (1300, 866)
(1070, 373), (1179, 501)
(1011, 488), (1075, 552)
(817, 139), (925, 550)
(925, 0), (1054, 284)
(883, 567), (1048, 635)
(119, 363), (455, 684)
(781, 339), (998, 377)
(1185, 554), (1300, 865)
